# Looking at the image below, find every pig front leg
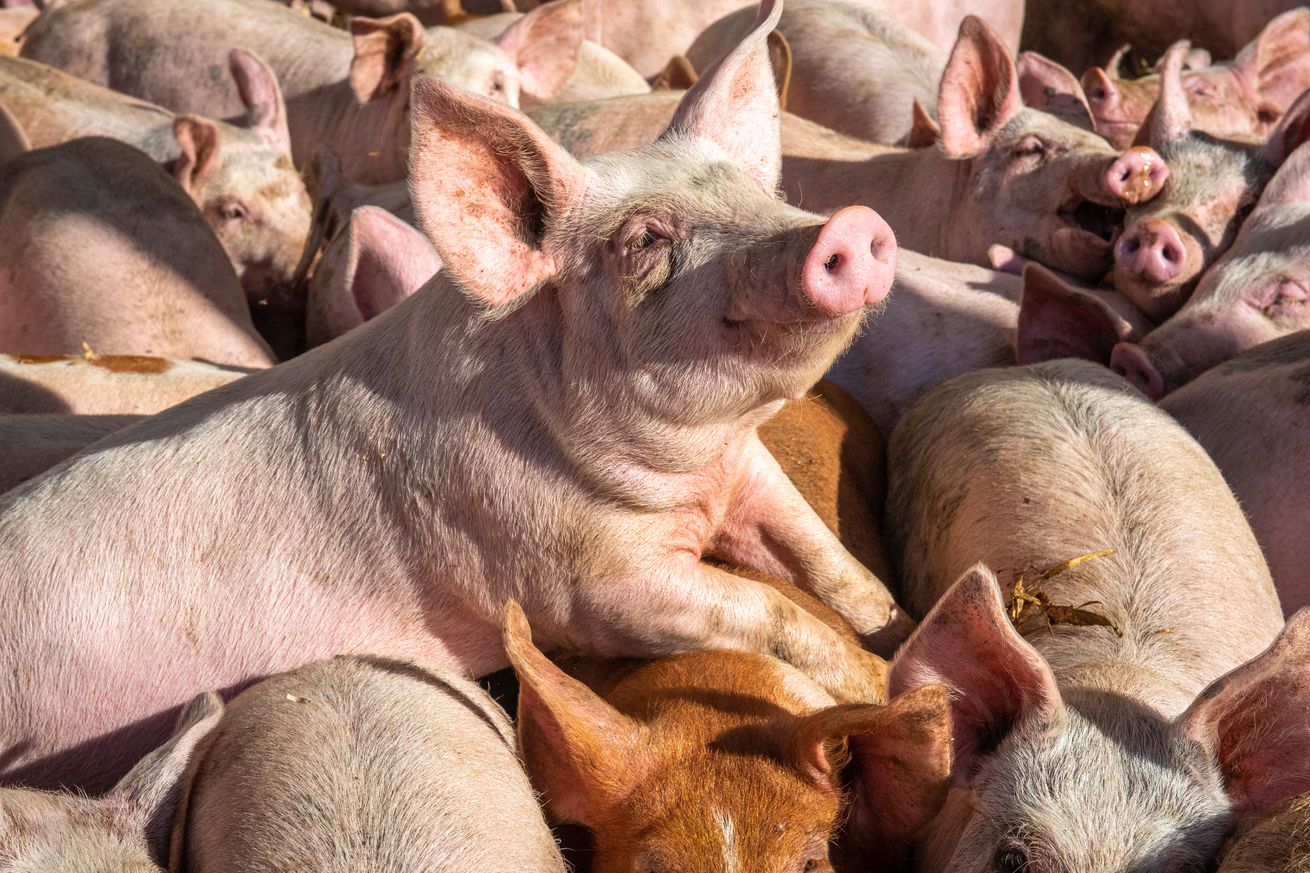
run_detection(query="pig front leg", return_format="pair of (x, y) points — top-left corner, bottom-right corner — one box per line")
(561, 561), (888, 705)
(711, 436), (914, 656)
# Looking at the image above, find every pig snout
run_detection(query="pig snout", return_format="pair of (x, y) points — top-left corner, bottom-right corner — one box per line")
(1115, 219), (1185, 284)
(801, 206), (897, 317)
(1082, 68), (1119, 113)
(1105, 147), (1170, 205)
(1111, 341), (1166, 400)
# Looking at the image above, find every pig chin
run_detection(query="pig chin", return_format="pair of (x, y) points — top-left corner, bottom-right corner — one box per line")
(720, 307), (866, 395)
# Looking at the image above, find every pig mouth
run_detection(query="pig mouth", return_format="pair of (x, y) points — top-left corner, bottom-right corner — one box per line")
(1059, 199), (1124, 248)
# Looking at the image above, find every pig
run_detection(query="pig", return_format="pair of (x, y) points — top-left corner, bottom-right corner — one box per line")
(1024, 0), (1306, 82)
(1217, 795), (1310, 873)
(1111, 41), (1310, 321)
(170, 656), (566, 873)
(531, 16), (1170, 282)
(684, 0), (946, 145)
(0, 693), (221, 871)
(1082, 9), (1310, 149)
(458, 9), (652, 105)
(306, 205), (442, 346)
(326, 0), (515, 25)
(1110, 136), (1310, 398)
(504, 600), (952, 873)
(0, 0), (907, 793)
(1160, 331), (1310, 614)
(0, 138), (274, 367)
(0, 414), (140, 494)
(886, 358), (1310, 873)
(0, 52), (311, 312)
(0, 354), (249, 415)
(21, 0), (584, 184)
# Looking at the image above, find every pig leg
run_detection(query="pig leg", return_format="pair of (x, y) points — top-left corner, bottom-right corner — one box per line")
(563, 561), (888, 704)
(711, 437), (913, 655)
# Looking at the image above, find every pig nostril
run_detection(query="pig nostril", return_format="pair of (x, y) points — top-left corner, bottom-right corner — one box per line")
(1123, 237), (1140, 254)
(824, 253), (840, 271)
(1163, 246), (1180, 263)
(1088, 87), (1105, 101)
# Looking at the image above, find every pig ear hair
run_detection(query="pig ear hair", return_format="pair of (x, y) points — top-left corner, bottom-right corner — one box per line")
(1264, 86), (1310, 166)
(228, 48), (292, 155)
(660, 0), (784, 193)
(408, 76), (586, 308)
(1177, 610), (1310, 815)
(495, 0), (584, 101)
(889, 564), (1063, 785)
(108, 691), (224, 865)
(1016, 263), (1149, 365)
(1134, 41), (1193, 148)
(502, 600), (647, 827)
(346, 206), (442, 320)
(792, 684), (952, 864)
(171, 115), (222, 195)
(1016, 51), (1094, 131)
(937, 16), (1024, 157)
(767, 30), (793, 111)
(1236, 8), (1310, 118)
(350, 13), (428, 102)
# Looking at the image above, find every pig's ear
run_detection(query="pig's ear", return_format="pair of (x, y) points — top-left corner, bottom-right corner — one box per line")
(652, 54), (699, 91)
(1017, 51), (1094, 130)
(1016, 263), (1149, 364)
(346, 206), (442, 320)
(172, 115), (222, 196)
(502, 600), (647, 827)
(350, 14), (427, 102)
(937, 16), (1023, 157)
(660, 0), (784, 193)
(408, 76), (587, 307)
(1134, 40), (1193, 147)
(889, 564), (1063, 784)
(904, 99), (940, 148)
(1263, 86), (1310, 166)
(1177, 610), (1310, 815)
(228, 48), (292, 155)
(0, 101), (30, 165)
(1235, 8), (1310, 123)
(108, 691), (224, 863)
(792, 684), (952, 862)
(1253, 137), (1310, 209)
(767, 30), (793, 111)
(495, 0), (584, 101)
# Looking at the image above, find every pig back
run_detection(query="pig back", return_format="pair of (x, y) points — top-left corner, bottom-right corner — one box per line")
(887, 359), (1282, 710)
(174, 656), (565, 873)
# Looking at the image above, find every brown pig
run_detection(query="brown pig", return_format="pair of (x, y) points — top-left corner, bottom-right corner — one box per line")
(1217, 795), (1310, 873)
(170, 657), (567, 873)
(0, 138), (274, 367)
(504, 601), (953, 873)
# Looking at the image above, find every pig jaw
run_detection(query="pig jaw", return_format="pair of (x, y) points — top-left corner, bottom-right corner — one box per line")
(919, 702), (1232, 873)
(0, 791), (159, 872)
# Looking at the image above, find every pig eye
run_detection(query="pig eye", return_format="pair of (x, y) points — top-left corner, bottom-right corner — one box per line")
(1013, 136), (1048, 159)
(802, 857), (832, 872)
(628, 222), (672, 253)
(220, 202), (248, 222)
(993, 845), (1029, 873)
(491, 73), (506, 93)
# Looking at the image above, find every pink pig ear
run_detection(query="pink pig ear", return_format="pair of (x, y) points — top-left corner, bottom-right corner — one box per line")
(889, 564), (1063, 784)
(1016, 263), (1152, 365)
(502, 600), (648, 827)
(408, 76), (587, 307)
(1235, 8), (1310, 124)
(1017, 51), (1094, 130)
(171, 115), (222, 196)
(495, 0), (584, 101)
(904, 98), (940, 148)
(1135, 41), (1193, 148)
(660, 0), (784, 193)
(350, 14), (427, 102)
(0, 101), (30, 165)
(345, 207), (442, 320)
(228, 48), (292, 155)
(792, 684), (953, 867)
(937, 16), (1024, 157)
(1252, 137), (1310, 210)
(110, 691), (224, 864)
(1177, 610), (1310, 815)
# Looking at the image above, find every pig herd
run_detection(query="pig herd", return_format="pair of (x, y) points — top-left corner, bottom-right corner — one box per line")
(0, 0), (1309, 871)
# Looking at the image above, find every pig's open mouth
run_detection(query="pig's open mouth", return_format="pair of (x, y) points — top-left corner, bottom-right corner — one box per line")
(1059, 199), (1124, 246)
